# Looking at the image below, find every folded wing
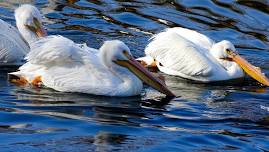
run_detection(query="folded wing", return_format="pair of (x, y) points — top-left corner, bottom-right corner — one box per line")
(0, 19), (29, 65)
(145, 28), (216, 80)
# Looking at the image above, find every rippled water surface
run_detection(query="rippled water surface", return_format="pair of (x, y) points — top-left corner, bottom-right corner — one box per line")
(1, 0), (269, 151)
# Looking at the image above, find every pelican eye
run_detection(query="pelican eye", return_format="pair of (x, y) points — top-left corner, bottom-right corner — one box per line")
(123, 50), (128, 55)
(123, 50), (131, 59)
(225, 49), (237, 57)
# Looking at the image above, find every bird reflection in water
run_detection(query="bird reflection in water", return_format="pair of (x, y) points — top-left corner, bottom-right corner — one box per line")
(9, 85), (174, 126)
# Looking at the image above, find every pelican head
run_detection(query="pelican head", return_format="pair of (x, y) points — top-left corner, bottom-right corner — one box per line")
(210, 40), (236, 59)
(15, 4), (47, 44)
(211, 40), (269, 86)
(100, 40), (175, 96)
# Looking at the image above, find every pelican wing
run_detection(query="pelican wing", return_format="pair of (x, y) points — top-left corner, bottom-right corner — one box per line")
(145, 29), (216, 80)
(165, 27), (214, 50)
(0, 19), (29, 65)
(41, 64), (121, 96)
(0, 35), (25, 64)
(16, 35), (123, 96)
(26, 35), (86, 65)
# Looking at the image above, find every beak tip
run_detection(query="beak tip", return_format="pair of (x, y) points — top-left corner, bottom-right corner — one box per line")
(163, 89), (176, 97)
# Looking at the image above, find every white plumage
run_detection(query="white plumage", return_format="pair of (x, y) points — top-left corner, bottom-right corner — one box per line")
(0, 19), (29, 65)
(10, 36), (173, 97)
(0, 4), (46, 65)
(139, 27), (246, 82)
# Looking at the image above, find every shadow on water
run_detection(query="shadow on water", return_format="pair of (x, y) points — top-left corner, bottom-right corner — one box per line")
(1, 0), (269, 151)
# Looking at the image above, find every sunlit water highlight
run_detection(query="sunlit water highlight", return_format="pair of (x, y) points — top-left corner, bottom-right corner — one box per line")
(0, 0), (269, 151)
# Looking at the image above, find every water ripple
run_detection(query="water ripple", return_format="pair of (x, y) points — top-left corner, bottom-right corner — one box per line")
(0, 0), (269, 151)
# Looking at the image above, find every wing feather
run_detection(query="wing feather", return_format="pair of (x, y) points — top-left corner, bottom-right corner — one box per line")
(26, 35), (87, 65)
(165, 27), (214, 50)
(41, 62), (122, 96)
(0, 35), (26, 64)
(145, 29), (215, 79)
(14, 35), (123, 95)
(0, 19), (29, 65)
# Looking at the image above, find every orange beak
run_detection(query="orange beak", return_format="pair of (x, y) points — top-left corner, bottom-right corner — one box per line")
(114, 52), (175, 97)
(228, 50), (269, 86)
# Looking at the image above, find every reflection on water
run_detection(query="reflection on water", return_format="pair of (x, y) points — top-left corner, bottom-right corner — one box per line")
(1, 0), (269, 151)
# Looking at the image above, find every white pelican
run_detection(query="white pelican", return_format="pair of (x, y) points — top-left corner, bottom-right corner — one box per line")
(0, 4), (46, 65)
(138, 27), (269, 86)
(9, 36), (174, 97)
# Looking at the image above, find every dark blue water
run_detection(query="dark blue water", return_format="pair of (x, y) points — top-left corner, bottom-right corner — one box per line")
(1, 0), (269, 151)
